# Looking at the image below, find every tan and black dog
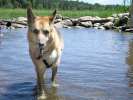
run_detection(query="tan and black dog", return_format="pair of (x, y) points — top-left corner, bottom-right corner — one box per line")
(27, 7), (64, 99)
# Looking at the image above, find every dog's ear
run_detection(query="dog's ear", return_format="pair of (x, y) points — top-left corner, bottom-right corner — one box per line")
(27, 6), (35, 26)
(49, 9), (57, 24)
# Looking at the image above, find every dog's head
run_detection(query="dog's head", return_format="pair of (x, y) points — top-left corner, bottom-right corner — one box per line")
(27, 7), (56, 48)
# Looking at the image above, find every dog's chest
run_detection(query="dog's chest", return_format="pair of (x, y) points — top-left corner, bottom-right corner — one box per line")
(43, 49), (58, 65)
(49, 49), (57, 62)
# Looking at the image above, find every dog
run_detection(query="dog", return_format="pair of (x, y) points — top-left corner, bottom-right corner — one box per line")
(27, 7), (64, 99)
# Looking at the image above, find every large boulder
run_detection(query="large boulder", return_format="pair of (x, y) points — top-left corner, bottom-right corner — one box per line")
(55, 14), (62, 19)
(114, 16), (128, 27)
(103, 22), (114, 29)
(112, 14), (118, 18)
(107, 17), (114, 22)
(118, 13), (129, 18)
(54, 19), (62, 23)
(79, 21), (92, 28)
(71, 18), (79, 26)
(94, 16), (101, 20)
(54, 22), (63, 28)
(98, 26), (105, 30)
(78, 16), (102, 22)
(17, 17), (27, 22)
(54, 19), (73, 28)
(62, 19), (73, 26)
(78, 16), (93, 21)
(93, 23), (101, 27)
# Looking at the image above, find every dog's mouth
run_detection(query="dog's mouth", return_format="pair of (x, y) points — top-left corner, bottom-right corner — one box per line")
(36, 45), (49, 59)
(36, 45), (44, 59)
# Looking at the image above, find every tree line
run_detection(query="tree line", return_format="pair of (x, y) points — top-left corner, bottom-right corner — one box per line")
(0, 0), (129, 10)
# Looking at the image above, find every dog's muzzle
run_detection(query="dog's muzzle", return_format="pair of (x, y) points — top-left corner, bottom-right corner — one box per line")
(36, 43), (45, 59)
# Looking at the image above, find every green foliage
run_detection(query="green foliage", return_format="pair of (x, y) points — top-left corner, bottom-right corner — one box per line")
(0, 8), (129, 19)
(0, 0), (130, 11)
(0, 0), (129, 19)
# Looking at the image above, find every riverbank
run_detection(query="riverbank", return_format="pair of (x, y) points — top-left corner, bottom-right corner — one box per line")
(0, 12), (133, 33)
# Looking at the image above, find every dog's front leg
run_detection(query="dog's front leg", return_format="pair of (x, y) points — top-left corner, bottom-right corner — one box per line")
(30, 52), (47, 99)
(51, 54), (61, 87)
(51, 66), (59, 87)
(35, 62), (46, 100)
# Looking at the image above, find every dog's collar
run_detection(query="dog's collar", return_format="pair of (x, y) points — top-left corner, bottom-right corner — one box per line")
(36, 49), (58, 68)
(36, 57), (53, 68)
(43, 59), (53, 68)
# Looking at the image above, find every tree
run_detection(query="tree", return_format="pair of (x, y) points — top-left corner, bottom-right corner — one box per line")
(128, 0), (133, 27)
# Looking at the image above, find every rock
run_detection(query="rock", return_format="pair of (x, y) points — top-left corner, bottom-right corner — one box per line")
(62, 16), (70, 20)
(54, 21), (71, 28)
(94, 16), (101, 20)
(74, 25), (84, 28)
(125, 28), (133, 32)
(98, 26), (105, 30)
(79, 21), (92, 28)
(93, 18), (111, 24)
(79, 16), (110, 24)
(54, 19), (62, 23)
(54, 22), (63, 28)
(71, 18), (78, 22)
(79, 16), (101, 22)
(63, 25), (71, 28)
(55, 14), (62, 19)
(114, 16), (128, 27)
(93, 23), (101, 27)
(11, 26), (15, 29)
(121, 15), (128, 24)
(12, 23), (27, 28)
(107, 17), (114, 22)
(94, 27), (98, 29)
(114, 18), (119, 27)
(103, 22), (114, 29)
(78, 16), (93, 21)
(62, 19), (73, 26)
(112, 14), (118, 18)
(71, 18), (79, 26)
(118, 13), (129, 18)
(17, 17), (27, 22)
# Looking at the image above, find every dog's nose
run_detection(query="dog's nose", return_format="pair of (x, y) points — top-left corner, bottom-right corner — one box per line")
(38, 43), (44, 47)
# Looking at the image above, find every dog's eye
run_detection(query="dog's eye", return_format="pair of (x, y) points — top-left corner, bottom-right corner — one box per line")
(33, 29), (39, 34)
(43, 30), (49, 36)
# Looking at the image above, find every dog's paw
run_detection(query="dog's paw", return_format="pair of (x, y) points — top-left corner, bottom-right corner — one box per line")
(37, 93), (47, 100)
(52, 82), (59, 87)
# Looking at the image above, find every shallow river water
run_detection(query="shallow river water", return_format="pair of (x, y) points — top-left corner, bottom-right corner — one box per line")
(0, 28), (133, 100)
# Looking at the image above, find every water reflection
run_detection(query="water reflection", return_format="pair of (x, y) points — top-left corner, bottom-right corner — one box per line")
(0, 30), (3, 44)
(127, 41), (133, 86)
(45, 87), (61, 100)
(34, 84), (61, 100)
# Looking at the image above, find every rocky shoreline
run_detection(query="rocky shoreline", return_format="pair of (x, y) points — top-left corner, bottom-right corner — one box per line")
(0, 13), (133, 32)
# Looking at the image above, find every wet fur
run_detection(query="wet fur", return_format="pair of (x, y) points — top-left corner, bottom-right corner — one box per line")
(27, 7), (63, 99)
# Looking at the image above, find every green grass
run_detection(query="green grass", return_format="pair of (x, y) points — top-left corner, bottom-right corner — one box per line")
(0, 8), (129, 19)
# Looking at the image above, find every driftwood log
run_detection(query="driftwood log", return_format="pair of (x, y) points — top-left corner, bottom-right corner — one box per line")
(1, 20), (27, 26)
(79, 18), (111, 24)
